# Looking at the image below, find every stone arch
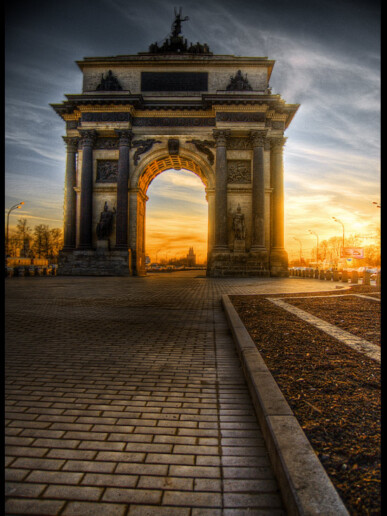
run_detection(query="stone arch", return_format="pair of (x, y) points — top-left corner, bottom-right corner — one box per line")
(130, 145), (215, 193)
(129, 147), (215, 276)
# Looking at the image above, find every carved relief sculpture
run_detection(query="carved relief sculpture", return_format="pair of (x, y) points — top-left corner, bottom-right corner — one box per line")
(186, 139), (215, 164)
(96, 202), (116, 239)
(227, 160), (251, 183)
(226, 70), (253, 91)
(96, 70), (123, 91)
(132, 139), (162, 166)
(96, 160), (118, 182)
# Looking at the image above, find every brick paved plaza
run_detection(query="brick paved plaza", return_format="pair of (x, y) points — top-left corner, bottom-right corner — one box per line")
(5, 272), (337, 515)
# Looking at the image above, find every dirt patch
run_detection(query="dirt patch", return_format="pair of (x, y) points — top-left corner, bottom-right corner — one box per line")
(230, 285), (381, 516)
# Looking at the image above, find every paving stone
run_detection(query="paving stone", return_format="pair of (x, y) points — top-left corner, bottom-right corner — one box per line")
(5, 498), (66, 515)
(102, 487), (162, 504)
(43, 484), (103, 501)
(6, 273), (327, 513)
(62, 501), (127, 516)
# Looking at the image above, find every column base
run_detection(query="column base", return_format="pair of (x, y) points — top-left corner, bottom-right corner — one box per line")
(269, 248), (289, 277)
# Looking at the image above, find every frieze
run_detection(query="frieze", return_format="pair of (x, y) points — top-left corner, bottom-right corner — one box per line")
(186, 139), (215, 165)
(227, 160), (251, 184)
(66, 120), (79, 130)
(132, 117), (215, 127)
(271, 121), (285, 130)
(81, 112), (132, 122)
(95, 138), (119, 150)
(216, 112), (265, 123)
(132, 139), (162, 166)
(96, 160), (118, 183)
(226, 138), (252, 150)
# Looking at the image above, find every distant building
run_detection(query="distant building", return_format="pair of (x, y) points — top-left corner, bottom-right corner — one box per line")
(187, 247), (196, 266)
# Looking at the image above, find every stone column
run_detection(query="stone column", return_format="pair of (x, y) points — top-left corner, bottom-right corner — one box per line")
(250, 130), (267, 252)
(206, 188), (215, 256)
(213, 129), (230, 251)
(115, 130), (132, 249)
(62, 137), (79, 250)
(271, 137), (286, 250)
(78, 130), (97, 249)
(269, 137), (289, 276)
(128, 189), (138, 275)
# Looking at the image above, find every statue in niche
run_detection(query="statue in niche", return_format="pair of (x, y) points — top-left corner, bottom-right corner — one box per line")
(226, 70), (253, 91)
(232, 204), (246, 241)
(96, 202), (116, 240)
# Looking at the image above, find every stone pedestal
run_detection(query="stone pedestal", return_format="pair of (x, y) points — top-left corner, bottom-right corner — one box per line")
(234, 239), (246, 253)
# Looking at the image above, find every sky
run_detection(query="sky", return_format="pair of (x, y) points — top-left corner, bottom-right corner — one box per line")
(5, 0), (380, 263)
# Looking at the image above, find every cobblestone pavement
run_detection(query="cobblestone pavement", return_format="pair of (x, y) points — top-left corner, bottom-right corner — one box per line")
(5, 272), (338, 516)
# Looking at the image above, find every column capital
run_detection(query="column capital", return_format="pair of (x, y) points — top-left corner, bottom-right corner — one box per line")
(249, 130), (268, 147)
(270, 137), (287, 152)
(62, 136), (79, 151)
(213, 129), (231, 147)
(115, 129), (133, 147)
(79, 130), (98, 148)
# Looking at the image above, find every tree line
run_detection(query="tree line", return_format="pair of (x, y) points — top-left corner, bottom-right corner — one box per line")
(7, 218), (63, 262)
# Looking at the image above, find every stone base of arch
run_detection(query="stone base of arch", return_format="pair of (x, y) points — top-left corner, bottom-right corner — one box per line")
(207, 250), (270, 277)
(269, 248), (290, 277)
(58, 249), (132, 276)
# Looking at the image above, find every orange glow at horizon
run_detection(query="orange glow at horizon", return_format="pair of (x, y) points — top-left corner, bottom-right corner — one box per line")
(145, 169), (208, 263)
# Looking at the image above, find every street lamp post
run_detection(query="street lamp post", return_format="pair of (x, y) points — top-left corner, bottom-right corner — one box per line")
(308, 230), (319, 267)
(332, 217), (345, 249)
(293, 237), (302, 264)
(6, 202), (25, 257)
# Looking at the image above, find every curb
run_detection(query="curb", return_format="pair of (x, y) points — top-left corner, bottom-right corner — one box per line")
(222, 294), (349, 516)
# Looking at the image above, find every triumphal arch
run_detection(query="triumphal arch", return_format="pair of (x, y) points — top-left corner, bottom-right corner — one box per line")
(52, 10), (299, 277)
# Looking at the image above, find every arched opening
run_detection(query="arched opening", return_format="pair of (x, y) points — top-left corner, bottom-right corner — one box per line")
(132, 154), (214, 276)
(146, 168), (208, 271)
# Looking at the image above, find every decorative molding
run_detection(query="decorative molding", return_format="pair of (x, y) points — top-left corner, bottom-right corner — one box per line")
(216, 112), (265, 123)
(132, 117), (215, 127)
(95, 138), (119, 150)
(186, 139), (215, 165)
(132, 139), (162, 166)
(271, 121), (285, 130)
(227, 160), (251, 184)
(115, 130), (133, 147)
(227, 138), (252, 150)
(63, 137), (79, 151)
(79, 130), (97, 147)
(250, 130), (268, 147)
(226, 70), (253, 91)
(66, 120), (79, 130)
(96, 70), (123, 91)
(81, 112), (132, 122)
(96, 160), (119, 183)
(270, 137), (287, 152)
(213, 129), (230, 147)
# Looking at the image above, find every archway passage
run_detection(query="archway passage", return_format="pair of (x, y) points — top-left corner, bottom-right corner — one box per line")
(139, 155), (208, 193)
(133, 154), (213, 276)
(145, 169), (208, 271)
